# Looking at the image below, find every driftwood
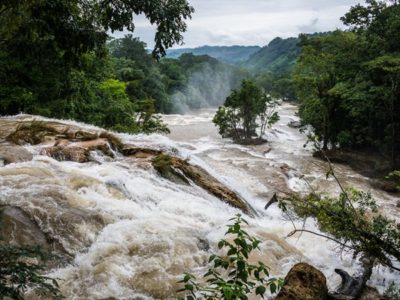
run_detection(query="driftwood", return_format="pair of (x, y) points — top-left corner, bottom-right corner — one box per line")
(328, 257), (374, 300)
(264, 192), (278, 210)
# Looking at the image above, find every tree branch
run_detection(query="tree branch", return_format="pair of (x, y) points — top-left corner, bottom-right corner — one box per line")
(287, 229), (353, 250)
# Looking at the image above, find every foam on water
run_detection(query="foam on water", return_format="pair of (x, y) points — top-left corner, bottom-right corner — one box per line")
(0, 105), (399, 299)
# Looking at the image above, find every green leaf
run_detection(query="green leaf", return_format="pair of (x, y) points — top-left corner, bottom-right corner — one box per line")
(270, 282), (277, 294)
(256, 285), (266, 296)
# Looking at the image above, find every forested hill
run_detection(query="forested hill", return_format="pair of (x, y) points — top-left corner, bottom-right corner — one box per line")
(244, 37), (300, 74)
(166, 46), (261, 64)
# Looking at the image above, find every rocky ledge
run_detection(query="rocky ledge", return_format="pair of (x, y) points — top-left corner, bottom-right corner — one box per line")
(0, 116), (256, 217)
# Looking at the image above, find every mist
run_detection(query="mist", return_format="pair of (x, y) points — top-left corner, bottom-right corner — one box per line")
(170, 63), (245, 113)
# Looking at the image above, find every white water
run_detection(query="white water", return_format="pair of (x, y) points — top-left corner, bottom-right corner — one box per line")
(0, 105), (399, 299)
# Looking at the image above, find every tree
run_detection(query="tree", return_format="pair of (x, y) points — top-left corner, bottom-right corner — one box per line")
(177, 214), (283, 299)
(213, 80), (279, 144)
(293, 1), (400, 166)
(0, 0), (193, 116)
(278, 165), (400, 299)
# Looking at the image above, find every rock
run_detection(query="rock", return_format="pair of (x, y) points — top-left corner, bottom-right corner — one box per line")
(288, 120), (302, 128)
(0, 145), (33, 165)
(397, 201), (400, 208)
(359, 286), (388, 300)
(370, 179), (399, 193)
(0, 206), (49, 248)
(280, 163), (295, 178)
(151, 153), (257, 216)
(255, 144), (272, 154)
(41, 139), (117, 163)
(313, 149), (392, 179)
(41, 146), (90, 163)
(123, 146), (162, 158)
(276, 263), (328, 300)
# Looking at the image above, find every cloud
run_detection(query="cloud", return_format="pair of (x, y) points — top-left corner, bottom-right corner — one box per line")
(115, 0), (362, 48)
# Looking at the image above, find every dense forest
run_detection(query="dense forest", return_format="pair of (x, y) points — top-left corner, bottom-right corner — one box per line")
(1, 0), (244, 131)
(1, 0), (400, 299)
(294, 0), (400, 168)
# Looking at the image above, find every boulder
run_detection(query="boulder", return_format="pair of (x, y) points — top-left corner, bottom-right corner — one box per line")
(151, 153), (257, 216)
(0, 206), (49, 248)
(288, 120), (302, 128)
(0, 145), (33, 165)
(41, 146), (90, 163)
(276, 263), (328, 300)
(359, 286), (388, 300)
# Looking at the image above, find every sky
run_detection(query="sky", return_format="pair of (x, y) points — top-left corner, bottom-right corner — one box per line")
(116, 0), (362, 49)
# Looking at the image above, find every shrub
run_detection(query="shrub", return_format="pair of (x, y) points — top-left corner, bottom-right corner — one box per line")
(177, 214), (283, 299)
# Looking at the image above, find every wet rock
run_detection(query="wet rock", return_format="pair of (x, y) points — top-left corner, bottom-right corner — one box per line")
(276, 263), (328, 300)
(122, 145), (162, 158)
(313, 149), (392, 179)
(6, 121), (60, 145)
(41, 146), (90, 163)
(42, 139), (117, 163)
(370, 179), (399, 194)
(0, 145), (33, 165)
(359, 286), (388, 300)
(397, 201), (400, 208)
(196, 238), (210, 251)
(151, 153), (257, 216)
(0, 206), (49, 248)
(288, 120), (302, 128)
(255, 144), (272, 154)
(280, 163), (295, 178)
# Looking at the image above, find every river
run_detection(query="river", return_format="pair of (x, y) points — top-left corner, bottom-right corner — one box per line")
(0, 103), (398, 299)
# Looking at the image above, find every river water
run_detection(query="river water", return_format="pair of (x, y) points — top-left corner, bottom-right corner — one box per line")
(0, 103), (398, 299)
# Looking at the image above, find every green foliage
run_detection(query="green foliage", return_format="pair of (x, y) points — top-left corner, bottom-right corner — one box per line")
(384, 282), (400, 300)
(283, 171), (400, 272)
(0, 209), (62, 299)
(0, 245), (63, 299)
(177, 214), (283, 299)
(387, 170), (400, 191)
(294, 1), (400, 167)
(245, 37), (300, 75)
(0, 0), (193, 131)
(213, 80), (279, 143)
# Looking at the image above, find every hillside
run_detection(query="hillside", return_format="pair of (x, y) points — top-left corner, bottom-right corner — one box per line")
(244, 37), (300, 74)
(166, 45), (261, 64)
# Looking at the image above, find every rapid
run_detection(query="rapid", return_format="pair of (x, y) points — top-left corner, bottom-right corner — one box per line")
(0, 103), (398, 299)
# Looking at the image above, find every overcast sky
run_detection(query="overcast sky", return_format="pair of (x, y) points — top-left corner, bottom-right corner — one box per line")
(117, 0), (362, 48)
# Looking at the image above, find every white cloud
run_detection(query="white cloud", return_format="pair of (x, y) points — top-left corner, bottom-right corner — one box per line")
(115, 0), (362, 48)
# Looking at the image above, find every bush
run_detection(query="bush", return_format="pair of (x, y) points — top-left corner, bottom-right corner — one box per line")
(0, 245), (62, 299)
(177, 214), (283, 299)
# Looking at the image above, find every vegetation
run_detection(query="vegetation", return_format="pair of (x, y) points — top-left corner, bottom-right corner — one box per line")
(245, 37), (300, 75)
(177, 214), (283, 299)
(213, 80), (279, 144)
(277, 162), (400, 298)
(0, 245), (62, 299)
(0, 0), (193, 133)
(0, 208), (62, 299)
(294, 0), (400, 168)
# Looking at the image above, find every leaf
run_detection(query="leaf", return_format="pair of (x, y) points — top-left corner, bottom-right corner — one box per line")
(270, 282), (277, 294)
(256, 285), (266, 296)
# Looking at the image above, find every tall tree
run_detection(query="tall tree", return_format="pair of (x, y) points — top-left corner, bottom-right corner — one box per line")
(0, 0), (193, 116)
